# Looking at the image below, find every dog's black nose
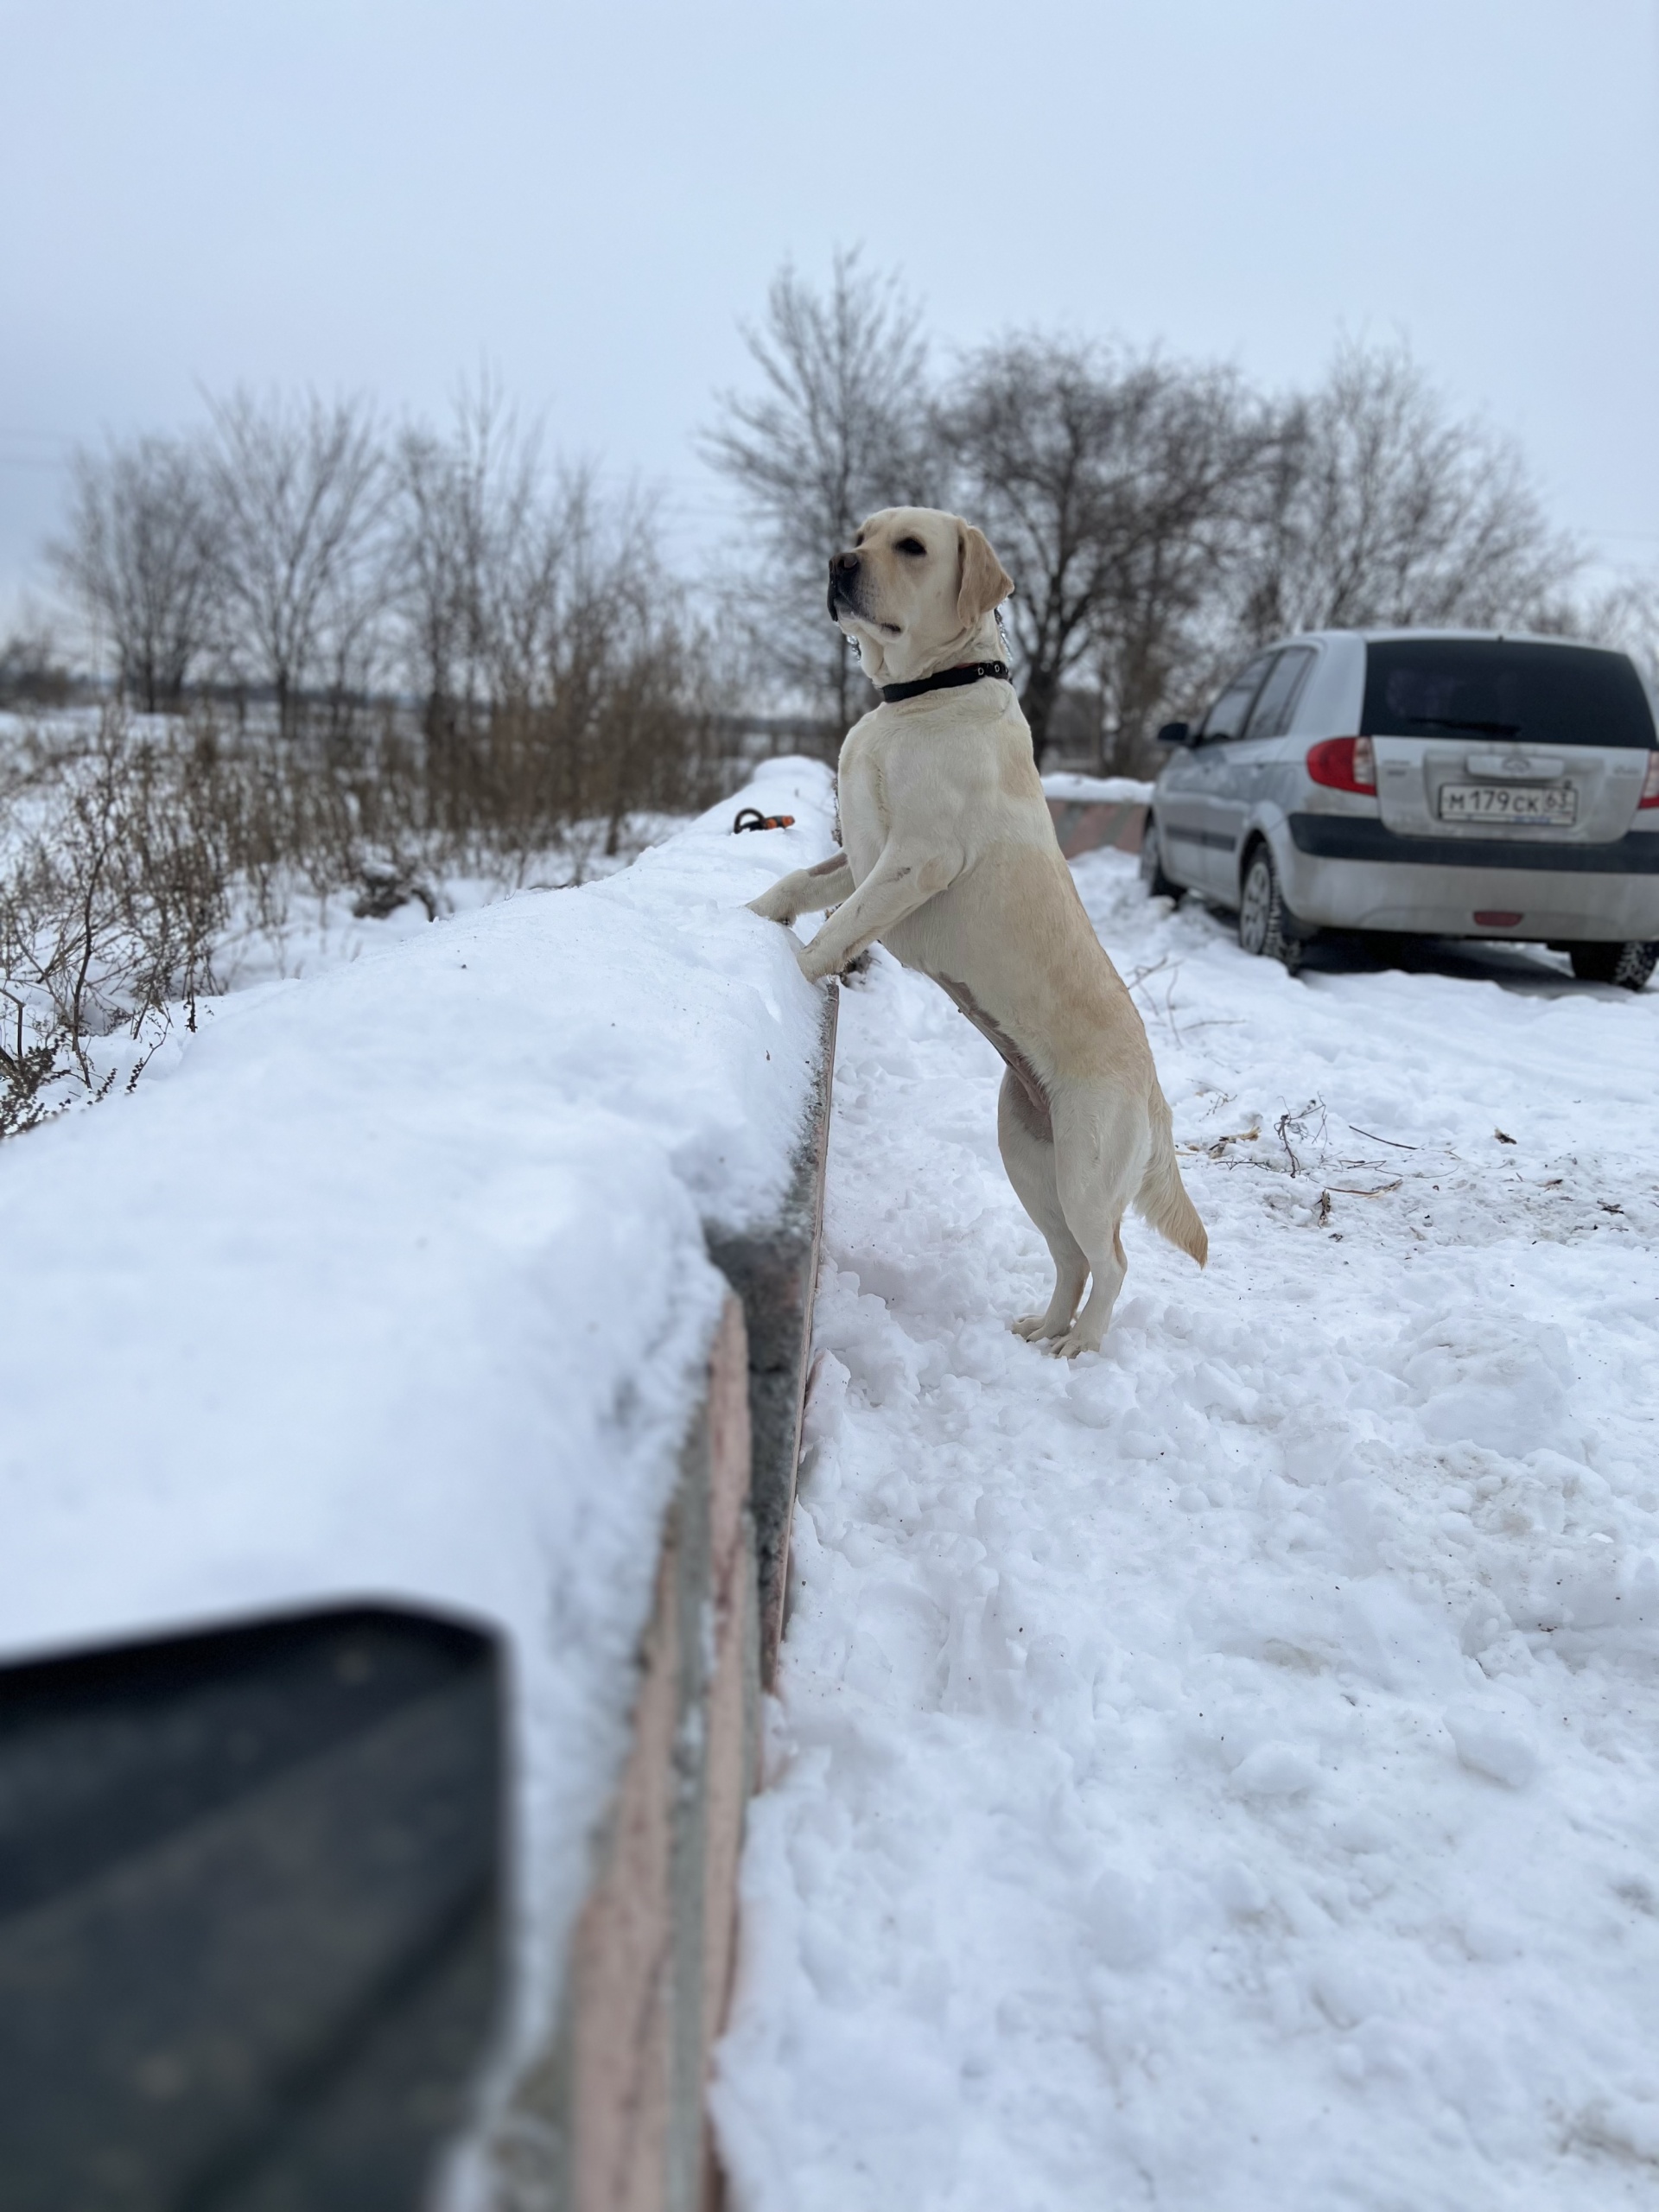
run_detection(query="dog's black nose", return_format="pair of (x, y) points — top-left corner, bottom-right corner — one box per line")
(827, 549), (861, 620)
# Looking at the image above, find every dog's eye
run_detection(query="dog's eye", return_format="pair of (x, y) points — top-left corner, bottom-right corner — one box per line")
(896, 537), (926, 557)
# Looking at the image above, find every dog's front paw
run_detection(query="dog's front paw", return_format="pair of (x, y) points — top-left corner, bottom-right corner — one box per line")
(747, 890), (797, 925)
(1010, 1313), (1053, 1341)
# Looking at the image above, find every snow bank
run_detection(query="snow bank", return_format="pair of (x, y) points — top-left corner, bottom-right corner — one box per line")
(713, 850), (1659, 2211)
(0, 755), (837, 2049)
(1042, 770), (1155, 804)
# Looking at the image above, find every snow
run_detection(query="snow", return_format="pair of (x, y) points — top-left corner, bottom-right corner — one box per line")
(199, 829), (683, 995)
(0, 754), (838, 2056)
(1042, 771), (1155, 805)
(712, 852), (1659, 2210)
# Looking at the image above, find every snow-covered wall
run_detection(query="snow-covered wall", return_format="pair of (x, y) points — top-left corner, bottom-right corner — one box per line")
(0, 757), (838, 2079)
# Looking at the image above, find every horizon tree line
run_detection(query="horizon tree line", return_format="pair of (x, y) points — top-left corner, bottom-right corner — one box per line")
(706, 251), (1642, 768)
(24, 255), (1656, 772)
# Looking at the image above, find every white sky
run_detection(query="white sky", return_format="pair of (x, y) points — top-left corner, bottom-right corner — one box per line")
(3, 0), (1657, 635)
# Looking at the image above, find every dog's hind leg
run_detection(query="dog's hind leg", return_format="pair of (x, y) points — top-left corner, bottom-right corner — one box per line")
(996, 1069), (1088, 1341)
(1046, 1085), (1151, 1357)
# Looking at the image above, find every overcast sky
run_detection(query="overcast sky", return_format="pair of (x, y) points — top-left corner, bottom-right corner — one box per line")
(3, 0), (1656, 634)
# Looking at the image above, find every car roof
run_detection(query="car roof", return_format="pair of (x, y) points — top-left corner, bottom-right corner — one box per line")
(1268, 626), (1629, 655)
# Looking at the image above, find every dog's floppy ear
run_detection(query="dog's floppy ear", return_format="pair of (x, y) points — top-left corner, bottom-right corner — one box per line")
(956, 522), (1014, 628)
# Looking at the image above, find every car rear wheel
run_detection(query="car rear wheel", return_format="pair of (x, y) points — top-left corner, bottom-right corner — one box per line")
(1568, 940), (1657, 990)
(1138, 817), (1183, 901)
(1237, 845), (1304, 973)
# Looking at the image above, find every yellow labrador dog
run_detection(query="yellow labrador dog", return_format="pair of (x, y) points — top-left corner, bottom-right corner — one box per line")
(748, 505), (1207, 1355)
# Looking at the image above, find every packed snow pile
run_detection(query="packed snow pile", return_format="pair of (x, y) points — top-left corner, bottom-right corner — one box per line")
(0, 755), (837, 2043)
(1042, 770), (1155, 805)
(714, 855), (1659, 2210)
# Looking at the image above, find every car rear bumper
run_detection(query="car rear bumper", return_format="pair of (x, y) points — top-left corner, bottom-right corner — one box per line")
(1278, 814), (1659, 939)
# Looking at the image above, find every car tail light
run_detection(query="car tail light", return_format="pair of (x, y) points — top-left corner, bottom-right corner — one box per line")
(1640, 751), (1659, 808)
(1306, 736), (1376, 794)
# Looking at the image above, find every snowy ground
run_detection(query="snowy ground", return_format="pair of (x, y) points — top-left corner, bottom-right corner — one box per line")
(712, 856), (1659, 2210)
(200, 821), (678, 995)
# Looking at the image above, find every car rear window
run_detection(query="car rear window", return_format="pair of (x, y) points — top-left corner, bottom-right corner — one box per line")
(1361, 639), (1656, 749)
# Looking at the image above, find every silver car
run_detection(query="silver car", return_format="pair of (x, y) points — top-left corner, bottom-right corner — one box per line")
(1141, 630), (1659, 988)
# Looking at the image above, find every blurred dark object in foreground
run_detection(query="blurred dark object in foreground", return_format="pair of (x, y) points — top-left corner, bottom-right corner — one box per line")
(0, 1606), (504, 2211)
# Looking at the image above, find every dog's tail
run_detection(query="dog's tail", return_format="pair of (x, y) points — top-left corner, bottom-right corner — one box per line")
(1135, 1090), (1208, 1267)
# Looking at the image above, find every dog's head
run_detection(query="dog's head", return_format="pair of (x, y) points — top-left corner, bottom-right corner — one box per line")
(827, 507), (1014, 688)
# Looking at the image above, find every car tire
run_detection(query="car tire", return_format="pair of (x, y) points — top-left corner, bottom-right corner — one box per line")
(1237, 844), (1304, 973)
(1569, 940), (1657, 991)
(1138, 817), (1183, 902)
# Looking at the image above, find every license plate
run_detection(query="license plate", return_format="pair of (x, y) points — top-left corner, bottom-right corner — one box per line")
(1437, 781), (1577, 826)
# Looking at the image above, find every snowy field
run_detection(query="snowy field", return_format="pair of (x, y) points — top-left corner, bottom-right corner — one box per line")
(714, 857), (1659, 2209)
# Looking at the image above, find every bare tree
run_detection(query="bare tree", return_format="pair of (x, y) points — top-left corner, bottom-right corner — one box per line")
(205, 389), (391, 732)
(392, 376), (556, 739)
(458, 471), (722, 855)
(391, 388), (722, 857)
(0, 619), (73, 709)
(1232, 342), (1580, 645)
(1573, 568), (1659, 676)
(704, 249), (938, 736)
(49, 435), (217, 711)
(394, 419), (473, 741)
(944, 338), (1267, 765)
(549, 500), (723, 854)
(396, 393), (640, 721)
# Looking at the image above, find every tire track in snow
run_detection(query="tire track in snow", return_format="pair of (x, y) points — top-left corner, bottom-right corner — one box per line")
(713, 854), (1659, 2212)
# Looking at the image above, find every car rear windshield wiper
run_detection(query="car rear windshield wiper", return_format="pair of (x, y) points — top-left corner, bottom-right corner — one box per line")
(1392, 716), (1523, 735)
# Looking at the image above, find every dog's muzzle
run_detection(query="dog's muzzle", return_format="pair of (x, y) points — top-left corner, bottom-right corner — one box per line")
(827, 549), (861, 620)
